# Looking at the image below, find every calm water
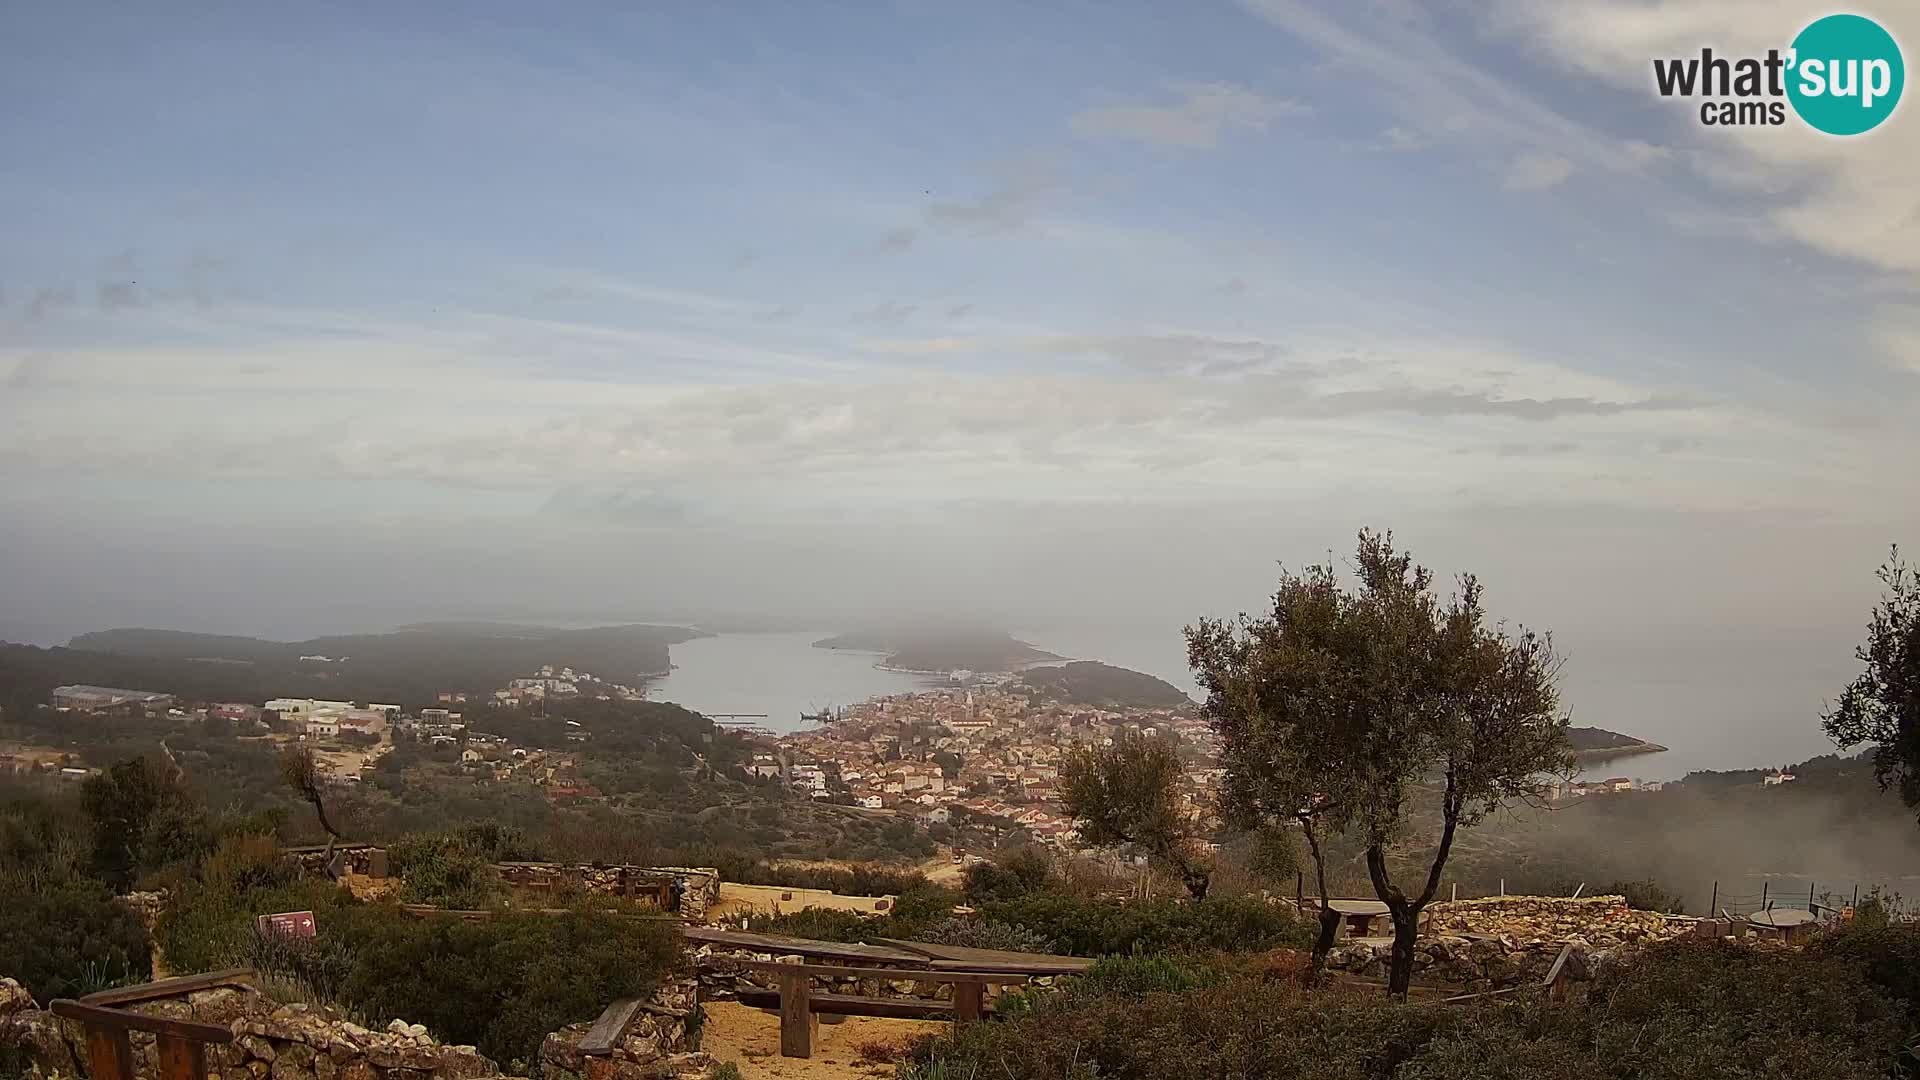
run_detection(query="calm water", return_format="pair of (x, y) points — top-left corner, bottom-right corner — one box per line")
(649, 621), (1850, 783)
(645, 631), (942, 731)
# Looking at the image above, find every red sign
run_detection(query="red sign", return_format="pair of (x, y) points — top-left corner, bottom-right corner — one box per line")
(256, 911), (317, 939)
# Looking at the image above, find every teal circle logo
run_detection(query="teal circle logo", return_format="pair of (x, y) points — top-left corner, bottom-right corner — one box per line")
(1787, 14), (1904, 135)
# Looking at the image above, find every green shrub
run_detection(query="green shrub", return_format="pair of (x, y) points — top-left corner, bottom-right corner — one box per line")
(901, 938), (1914, 1080)
(387, 830), (503, 909)
(0, 876), (151, 1001)
(341, 909), (683, 1067)
(916, 918), (1056, 955)
(962, 849), (1058, 905)
(977, 894), (1308, 957)
(1808, 922), (1920, 1021)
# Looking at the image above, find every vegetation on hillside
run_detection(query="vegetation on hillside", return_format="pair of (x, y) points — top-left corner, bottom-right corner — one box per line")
(6, 622), (703, 709)
(1825, 545), (1920, 822)
(902, 928), (1920, 1080)
(1016, 661), (1191, 708)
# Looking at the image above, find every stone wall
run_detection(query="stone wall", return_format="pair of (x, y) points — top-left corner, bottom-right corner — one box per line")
(285, 846), (388, 878)
(0, 976), (708, 1080)
(538, 979), (709, 1080)
(491, 865), (720, 921)
(1323, 896), (1688, 992)
(0, 980), (496, 1080)
(692, 946), (1051, 1006)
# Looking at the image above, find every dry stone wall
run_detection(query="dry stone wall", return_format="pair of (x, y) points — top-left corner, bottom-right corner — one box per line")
(1326, 895), (1689, 992)
(491, 865), (719, 921)
(538, 979), (708, 1080)
(0, 976), (707, 1080)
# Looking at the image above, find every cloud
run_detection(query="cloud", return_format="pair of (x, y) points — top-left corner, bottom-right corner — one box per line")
(1071, 82), (1308, 149)
(96, 280), (143, 310)
(946, 303), (975, 319)
(851, 301), (916, 326)
(1237, 0), (1665, 178)
(1485, 0), (1920, 276)
(925, 156), (1063, 234)
(1215, 278), (1249, 296)
(874, 227), (916, 255)
(1504, 152), (1574, 191)
(24, 287), (75, 321)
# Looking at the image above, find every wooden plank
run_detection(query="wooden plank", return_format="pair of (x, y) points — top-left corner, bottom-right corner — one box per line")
(1541, 944), (1575, 991)
(953, 982), (984, 1023)
(681, 926), (929, 965)
(84, 1025), (136, 1080)
(777, 972), (815, 1059)
(704, 960), (1021, 984)
(881, 940), (1094, 974)
(50, 1001), (235, 1044)
(157, 1033), (207, 1080)
(734, 990), (971, 1022)
(577, 999), (643, 1056)
(80, 970), (256, 1007)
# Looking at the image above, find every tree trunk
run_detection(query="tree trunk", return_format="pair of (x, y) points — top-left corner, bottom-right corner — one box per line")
(1387, 907), (1420, 999)
(1307, 906), (1342, 986)
(1181, 868), (1210, 900)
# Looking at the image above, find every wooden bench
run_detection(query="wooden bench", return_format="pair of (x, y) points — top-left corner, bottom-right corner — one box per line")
(49, 969), (254, 1080)
(707, 960), (1034, 1059)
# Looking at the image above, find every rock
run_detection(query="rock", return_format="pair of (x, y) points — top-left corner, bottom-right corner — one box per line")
(270, 1055), (316, 1080)
(0, 978), (37, 1016)
(339, 1062), (378, 1080)
(240, 1035), (279, 1062)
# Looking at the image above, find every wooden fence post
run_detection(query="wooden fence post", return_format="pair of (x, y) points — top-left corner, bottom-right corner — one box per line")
(778, 971), (816, 1059)
(84, 1027), (136, 1080)
(953, 982), (984, 1023)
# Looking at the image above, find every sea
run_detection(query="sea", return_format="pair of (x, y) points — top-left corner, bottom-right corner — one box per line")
(645, 618), (1853, 784)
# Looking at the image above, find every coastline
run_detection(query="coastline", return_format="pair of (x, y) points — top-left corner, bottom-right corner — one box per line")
(1573, 740), (1669, 762)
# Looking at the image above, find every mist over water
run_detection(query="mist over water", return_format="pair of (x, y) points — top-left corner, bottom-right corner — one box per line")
(641, 618), (1853, 781)
(645, 632), (942, 733)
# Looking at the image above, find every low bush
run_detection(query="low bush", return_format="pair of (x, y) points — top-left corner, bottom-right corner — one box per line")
(976, 894), (1308, 957)
(1808, 921), (1920, 1021)
(0, 876), (151, 1002)
(901, 938), (1914, 1080)
(340, 908), (683, 1069)
(915, 917), (1056, 955)
(962, 848), (1059, 905)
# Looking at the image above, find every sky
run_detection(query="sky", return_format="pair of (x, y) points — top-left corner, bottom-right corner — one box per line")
(1, 1), (1916, 764)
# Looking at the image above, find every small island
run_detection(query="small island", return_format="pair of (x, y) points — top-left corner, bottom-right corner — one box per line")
(812, 627), (1062, 674)
(1568, 725), (1668, 761)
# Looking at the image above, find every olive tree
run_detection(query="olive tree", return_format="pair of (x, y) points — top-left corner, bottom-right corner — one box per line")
(1060, 731), (1214, 900)
(1824, 546), (1920, 819)
(279, 746), (345, 870)
(1189, 529), (1571, 997)
(1188, 557), (1357, 984)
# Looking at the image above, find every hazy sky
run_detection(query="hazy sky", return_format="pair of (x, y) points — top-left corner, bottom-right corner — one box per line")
(1, 0), (1916, 725)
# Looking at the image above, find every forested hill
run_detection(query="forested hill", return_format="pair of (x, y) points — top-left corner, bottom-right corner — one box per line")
(1567, 726), (1665, 755)
(1017, 661), (1193, 708)
(1, 623), (703, 710)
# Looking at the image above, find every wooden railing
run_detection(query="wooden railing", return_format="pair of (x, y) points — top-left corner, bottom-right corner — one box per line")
(706, 959), (1033, 1059)
(47, 969), (253, 1080)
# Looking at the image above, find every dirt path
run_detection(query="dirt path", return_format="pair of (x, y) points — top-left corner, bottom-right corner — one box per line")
(699, 1000), (944, 1080)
